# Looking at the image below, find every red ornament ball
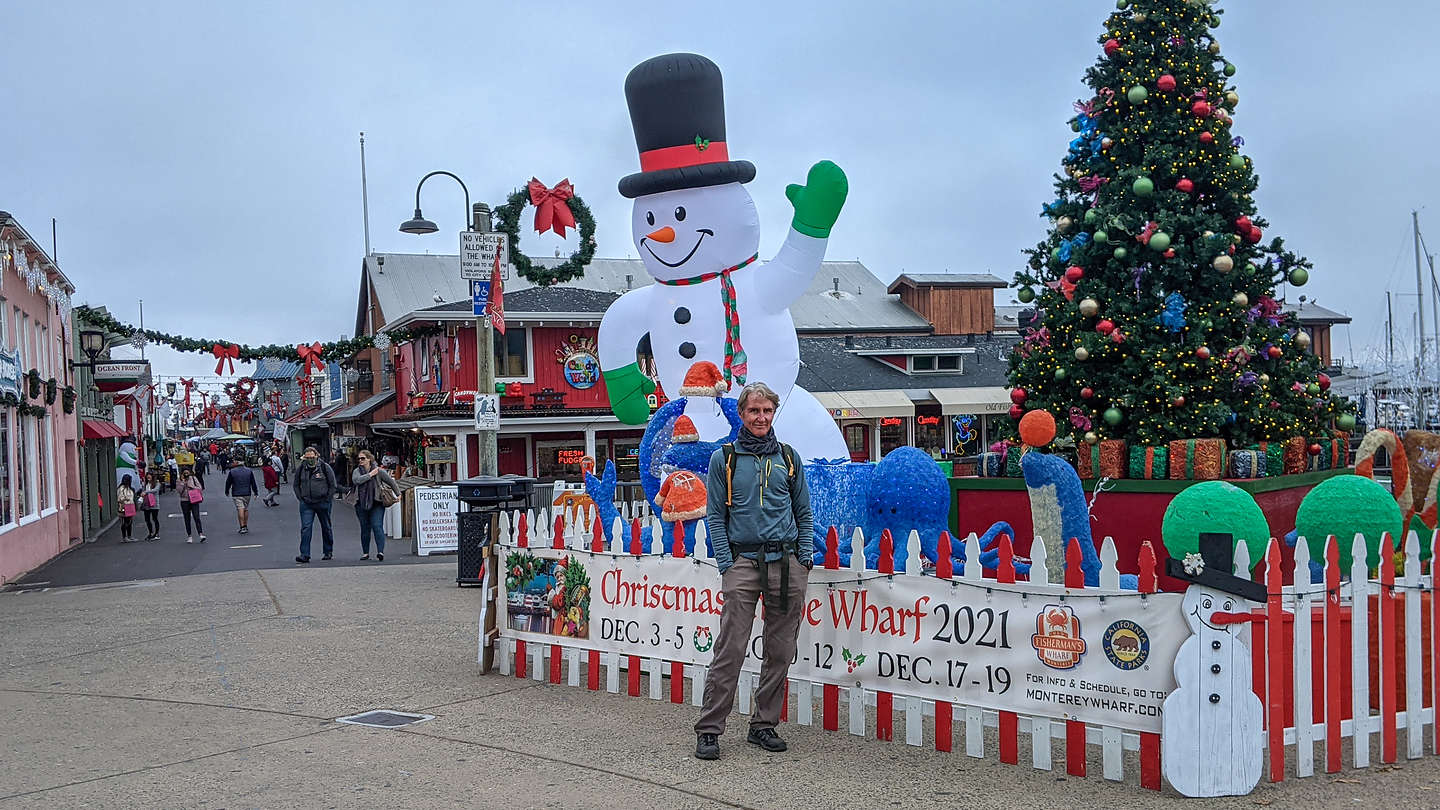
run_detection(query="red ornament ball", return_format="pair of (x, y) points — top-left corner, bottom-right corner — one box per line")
(1267, 345), (1283, 359)
(1157, 74), (1177, 92)
(1307, 443), (1323, 457)
(1064, 265), (1085, 283)
(1096, 319), (1116, 335)
(1196, 345), (1212, 360)
(1199, 131), (1215, 144)
(1318, 373), (1331, 391)
(1192, 100), (1211, 117)
(1164, 248), (1176, 258)
(1080, 386), (1096, 400)
(1245, 226), (1263, 244)
(1018, 409), (1058, 448)
(1109, 330), (1127, 344)
(1010, 388), (1028, 405)
(1103, 38), (1120, 55)
(1175, 178), (1194, 194)
(1009, 403), (1025, 420)
(1234, 216), (1252, 230)
(1173, 396), (1186, 408)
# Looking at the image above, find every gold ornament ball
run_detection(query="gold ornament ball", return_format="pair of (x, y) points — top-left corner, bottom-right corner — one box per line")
(1233, 292), (1249, 307)
(1209, 41), (1221, 54)
(1225, 90), (1239, 107)
(1203, 230), (1215, 238)
(1134, 11), (1148, 22)
(1075, 347), (1091, 361)
(1213, 255), (1234, 273)
(1259, 373), (1271, 385)
(1084, 431), (1099, 445)
(1295, 331), (1312, 350)
(1057, 216), (1073, 233)
(1078, 297), (1100, 317)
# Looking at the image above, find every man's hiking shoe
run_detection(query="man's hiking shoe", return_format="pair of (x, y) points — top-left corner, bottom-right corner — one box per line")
(747, 727), (787, 752)
(694, 733), (719, 760)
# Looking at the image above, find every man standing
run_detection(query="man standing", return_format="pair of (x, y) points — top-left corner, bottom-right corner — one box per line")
(293, 445), (336, 564)
(193, 449), (209, 490)
(694, 382), (812, 760)
(223, 458), (260, 534)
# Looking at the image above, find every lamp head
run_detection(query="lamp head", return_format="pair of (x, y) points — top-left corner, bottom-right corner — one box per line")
(399, 208), (439, 235)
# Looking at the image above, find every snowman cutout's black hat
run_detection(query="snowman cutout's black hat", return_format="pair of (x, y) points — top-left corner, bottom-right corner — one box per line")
(618, 53), (756, 199)
(1165, 532), (1267, 602)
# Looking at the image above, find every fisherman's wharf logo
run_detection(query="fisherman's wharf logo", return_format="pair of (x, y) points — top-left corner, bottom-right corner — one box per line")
(1031, 604), (1086, 670)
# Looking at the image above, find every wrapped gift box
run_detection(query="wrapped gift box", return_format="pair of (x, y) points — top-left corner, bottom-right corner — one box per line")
(1257, 441), (1283, 478)
(1128, 446), (1168, 480)
(1229, 449), (1267, 479)
(1310, 435), (1348, 471)
(1168, 438), (1228, 480)
(1333, 431), (1351, 468)
(1282, 436), (1308, 475)
(1005, 446), (1025, 478)
(1077, 439), (1128, 479)
(978, 451), (1006, 478)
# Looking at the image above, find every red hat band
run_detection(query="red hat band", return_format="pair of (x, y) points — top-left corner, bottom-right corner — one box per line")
(639, 141), (730, 173)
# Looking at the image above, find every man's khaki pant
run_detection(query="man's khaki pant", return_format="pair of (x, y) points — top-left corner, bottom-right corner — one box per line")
(695, 554), (810, 736)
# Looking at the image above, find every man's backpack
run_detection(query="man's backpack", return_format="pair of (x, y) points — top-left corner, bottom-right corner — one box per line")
(720, 443), (797, 507)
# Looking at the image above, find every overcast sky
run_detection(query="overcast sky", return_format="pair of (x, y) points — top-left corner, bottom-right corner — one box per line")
(4, 1), (1437, 394)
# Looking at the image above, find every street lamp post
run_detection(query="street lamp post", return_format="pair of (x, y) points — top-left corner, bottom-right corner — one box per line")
(400, 172), (497, 478)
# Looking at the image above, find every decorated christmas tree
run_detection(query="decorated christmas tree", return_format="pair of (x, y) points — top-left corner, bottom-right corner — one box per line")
(1008, 0), (1355, 451)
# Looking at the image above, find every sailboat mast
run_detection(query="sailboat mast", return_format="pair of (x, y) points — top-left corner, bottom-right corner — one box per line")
(1415, 211), (1428, 425)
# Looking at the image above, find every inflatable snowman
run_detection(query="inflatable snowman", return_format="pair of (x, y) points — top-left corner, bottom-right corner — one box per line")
(599, 52), (848, 462)
(1161, 532), (1267, 798)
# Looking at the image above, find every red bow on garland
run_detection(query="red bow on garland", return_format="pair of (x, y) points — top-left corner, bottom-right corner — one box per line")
(212, 343), (239, 375)
(526, 178), (577, 238)
(179, 377), (195, 411)
(297, 342), (324, 375)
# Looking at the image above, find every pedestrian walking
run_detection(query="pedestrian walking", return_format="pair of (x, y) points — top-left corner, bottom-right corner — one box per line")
(280, 449), (290, 483)
(223, 458), (260, 534)
(292, 445), (336, 564)
(140, 472), (163, 541)
(261, 461), (280, 507)
(117, 475), (138, 542)
(194, 451), (208, 490)
(179, 467), (206, 543)
(331, 449), (351, 499)
(166, 454), (180, 491)
(694, 382), (813, 761)
(269, 451), (284, 488)
(351, 450), (398, 561)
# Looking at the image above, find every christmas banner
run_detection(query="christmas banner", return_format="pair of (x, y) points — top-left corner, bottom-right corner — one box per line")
(499, 547), (1188, 733)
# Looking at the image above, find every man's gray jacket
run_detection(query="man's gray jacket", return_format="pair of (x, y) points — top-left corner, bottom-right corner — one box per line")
(704, 444), (813, 574)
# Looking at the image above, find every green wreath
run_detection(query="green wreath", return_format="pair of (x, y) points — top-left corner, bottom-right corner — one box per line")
(493, 186), (596, 287)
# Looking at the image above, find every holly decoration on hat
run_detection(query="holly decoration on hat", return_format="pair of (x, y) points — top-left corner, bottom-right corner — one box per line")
(1005, 0), (1355, 447)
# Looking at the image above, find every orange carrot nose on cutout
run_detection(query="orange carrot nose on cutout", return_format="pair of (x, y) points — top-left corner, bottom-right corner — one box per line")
(646, 226), (675, 243)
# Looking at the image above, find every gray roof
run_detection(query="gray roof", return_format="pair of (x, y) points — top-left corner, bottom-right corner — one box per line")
(797, 334), (1017, 393)
(363, 252), (933, 333)
(251, 357), (300, 380)
(888, 273), (1009, 290)
(1285, 300), (1352, 325)
(326, 389), (395, 422)
(994, 305), (1027, 332)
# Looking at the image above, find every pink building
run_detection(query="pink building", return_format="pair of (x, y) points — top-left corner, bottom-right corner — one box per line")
(0, 212), (80, 584)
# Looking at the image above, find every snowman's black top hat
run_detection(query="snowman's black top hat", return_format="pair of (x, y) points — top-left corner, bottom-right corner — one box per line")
(618, 53), (756, 199)
(1165, 532), (1268, 602)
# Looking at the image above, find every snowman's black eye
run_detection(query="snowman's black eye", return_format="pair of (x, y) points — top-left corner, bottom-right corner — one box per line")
(674, 206), (686, 222)
(645, 211), (655, 226)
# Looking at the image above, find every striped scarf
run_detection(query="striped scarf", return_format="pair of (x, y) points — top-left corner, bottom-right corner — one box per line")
(656, 253), (758, 387)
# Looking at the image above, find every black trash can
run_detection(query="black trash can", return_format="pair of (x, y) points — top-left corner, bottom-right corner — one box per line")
(454, 475), (535, 587)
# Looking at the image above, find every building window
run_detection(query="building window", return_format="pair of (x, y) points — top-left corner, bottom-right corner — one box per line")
(914, 412), (944, 458)
(937, 355), (960, 371)
(611, 438), (641, 480)
(0, 411), (11, 525)
(15, 415), (30, 518)
(419, 339), (430, 380)
(908, 354), (964, 374)
(879, 417), (908, 458)
(535, 438), (586, 483)
(912, 356), (935, 372)
(36, 417), (49, 511)
(494, 329), (528, 378)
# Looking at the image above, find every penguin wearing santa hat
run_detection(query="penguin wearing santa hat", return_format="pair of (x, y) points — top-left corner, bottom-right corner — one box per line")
(598, 52), (849, 463)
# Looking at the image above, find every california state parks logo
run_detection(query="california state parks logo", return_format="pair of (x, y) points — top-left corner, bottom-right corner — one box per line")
(1031, 605), (1086, 670)
(1102, 619), (1150, 671)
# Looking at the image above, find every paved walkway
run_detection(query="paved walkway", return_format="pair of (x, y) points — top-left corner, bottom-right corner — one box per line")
(6, 564), (1440, 807)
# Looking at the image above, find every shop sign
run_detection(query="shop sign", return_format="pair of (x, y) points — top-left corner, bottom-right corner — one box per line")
(0, 348), (20, 398)
(555, 334), (600, 390)
(414, 485), (459, 555)
(917, 416), (941, 426)
(425, 446), (458, 465)
(555, 448), (588, 465)
(880, 417), (904, 427)
(475, 394), (500, 430)
(830, 408), (863, 419)
(952, 414), (978, 451)
(93, 360), (151, 384)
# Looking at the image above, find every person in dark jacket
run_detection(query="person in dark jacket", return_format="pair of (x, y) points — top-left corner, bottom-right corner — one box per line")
(350, 449), (398, 561)
(293, 445), (337, 563)
(193, 451), (208, 490)
(223, 458), (260, 534)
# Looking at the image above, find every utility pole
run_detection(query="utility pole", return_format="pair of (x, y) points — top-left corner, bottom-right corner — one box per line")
(360, 132), (372, 258)
(1415, 211), (1427, 425)
(472, 203), (497, 477)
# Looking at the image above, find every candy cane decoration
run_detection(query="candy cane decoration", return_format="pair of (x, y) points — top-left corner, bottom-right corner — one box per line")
(1354, 428), (1413, 515)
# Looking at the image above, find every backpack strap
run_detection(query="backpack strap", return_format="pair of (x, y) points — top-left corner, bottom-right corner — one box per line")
(723, 444), (736, 507)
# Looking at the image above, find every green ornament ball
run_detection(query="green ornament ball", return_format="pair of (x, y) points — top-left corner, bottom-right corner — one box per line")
(1289, 267), (1309, 286)
(1051, 247), (1063, 261)
(1093, 230), (1109, 244)
(1017, 287), (1036, 304)
(1127, 85), (1148, 104)
(1054, 367), (1068, 381)
(1223, 62), (1236, 77)
(1071, 120), (1081, 133)
(1161, 481), (1269, 571)
(1133, 176), (1155, 197)
(1084, 209), (1099, 225)
(1338, 413), (1357, 431)
(1306, 383), (1321, 395)
(1116, 0), (1127, 7)
(1296, 476), (1403, 570)
(1148, 231), (1171, 252)
(1229, 154), (1246, 169)
(1103, 407), (1123, 426)
(1113, 247), (1128, 260)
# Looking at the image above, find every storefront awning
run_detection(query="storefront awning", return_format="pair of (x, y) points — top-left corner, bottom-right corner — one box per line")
(930, 387), (1013, 415)
(812, 389), (915, 419)
(82, 419), (127, 440)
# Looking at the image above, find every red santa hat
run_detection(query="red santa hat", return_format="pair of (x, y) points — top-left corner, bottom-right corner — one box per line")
(678, 360), (729, 398)
(671, 415), (699, 443)
(658, 470), (708, 522)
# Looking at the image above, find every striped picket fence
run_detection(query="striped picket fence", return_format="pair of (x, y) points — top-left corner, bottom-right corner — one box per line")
(488, 506), (1440, 792)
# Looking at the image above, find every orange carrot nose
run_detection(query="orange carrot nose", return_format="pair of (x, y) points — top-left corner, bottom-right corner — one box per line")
(646, 226), (675, 243)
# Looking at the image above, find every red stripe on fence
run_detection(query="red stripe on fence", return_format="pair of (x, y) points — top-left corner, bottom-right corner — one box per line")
(1381, 533), (1398, 763)
(1137, 541), (1161, 790)
(673, 520), (686, 559)
(1265, 540), (1285, 783)
(1324, 536), (1343, 773)
(997, 534), (1019, 766)
(1433, 551), (1440, 755)
(629, 654), (641, 697)
(1064, 538), (1086, 777)
(822, 527), (841, 732)
(588, 516), (604, 691)
(515, 512), (529, 678)
(934, 531), (954, 753)
(629, 518), (641, 555)
(550, 512), (565, 684)
(876, 529), (895, 742)
(671, 661), (685, 703)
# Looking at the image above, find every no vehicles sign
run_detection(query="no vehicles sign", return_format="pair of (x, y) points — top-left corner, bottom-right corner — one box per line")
(460, 232), (508, 281)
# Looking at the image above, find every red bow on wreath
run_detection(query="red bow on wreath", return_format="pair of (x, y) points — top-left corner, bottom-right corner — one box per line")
(526, 178), (577, 238)
(297, 342), (324, 375)
(212, 343), (239, 375)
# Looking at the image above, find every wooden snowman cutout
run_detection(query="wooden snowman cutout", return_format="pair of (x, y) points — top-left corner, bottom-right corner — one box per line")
(1162, 532), (1268, 798)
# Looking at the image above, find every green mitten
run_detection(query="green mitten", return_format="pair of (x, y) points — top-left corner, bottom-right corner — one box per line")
(604, 363), (657, 425)
(784, 160), (849, 238)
